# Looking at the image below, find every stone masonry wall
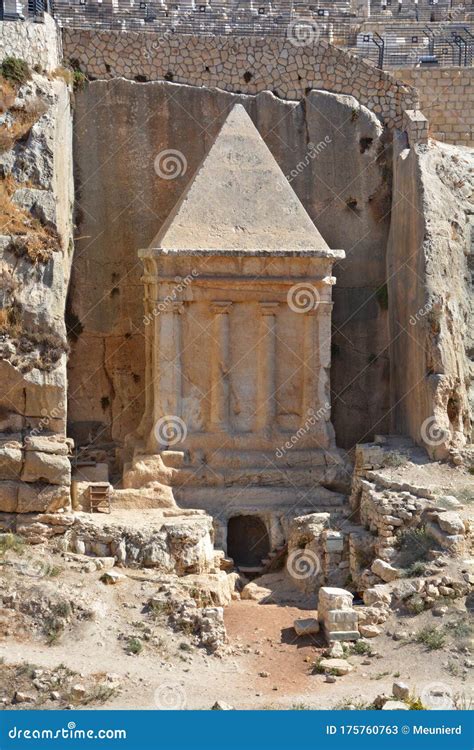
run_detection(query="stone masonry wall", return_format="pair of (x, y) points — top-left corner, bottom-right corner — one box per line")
(392, 67), (474, 147)
(62, 30), (418, 129)
(0, 15), (60, 71)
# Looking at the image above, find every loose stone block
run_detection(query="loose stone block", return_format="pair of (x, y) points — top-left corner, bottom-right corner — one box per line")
(294, 617), (320, 636)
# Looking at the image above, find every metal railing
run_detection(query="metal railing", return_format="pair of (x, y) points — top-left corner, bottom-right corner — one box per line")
(348, 22), (473, 65)
(0, 0), (48, 19)
(1, 0), (472, 66)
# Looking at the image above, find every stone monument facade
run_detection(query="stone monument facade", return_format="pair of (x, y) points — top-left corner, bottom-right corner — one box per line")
(125, 105), (347, 558)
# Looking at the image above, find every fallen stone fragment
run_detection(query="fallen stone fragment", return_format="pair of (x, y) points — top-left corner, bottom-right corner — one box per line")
(318, 658), (353, 676)
(70, 684), (87, 701)
(382, 700), (409, 710)
(294, 617), (320, 636)
(328, 642), (344, 657)
(100, 570), (125, 585)
(13, 692), (36, 704)
(211, 701), (234, 710)
(392, 681), (410, 700)
(359, 624), (381, 638)
(436, 512), (465, 535)
(371, 558), (400, 582)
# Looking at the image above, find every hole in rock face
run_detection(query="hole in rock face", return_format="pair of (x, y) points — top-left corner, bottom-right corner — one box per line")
(227, 515), (270, 567)
(447, 396), (459, 425)
(243, 71), (253, 83)
(359, 136), (373, 153)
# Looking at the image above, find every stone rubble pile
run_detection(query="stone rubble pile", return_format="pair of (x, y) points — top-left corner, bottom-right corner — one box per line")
(66, 512), (216, 575)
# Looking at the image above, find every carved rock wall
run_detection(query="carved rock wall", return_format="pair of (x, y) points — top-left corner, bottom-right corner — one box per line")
(69, 81), (393, 451)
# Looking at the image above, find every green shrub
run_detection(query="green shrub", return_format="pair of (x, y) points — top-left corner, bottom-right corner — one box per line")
(0, 533), (24, 556)
(351, 640), (373, 656)
(395, 526), (436, 568)
(126, 637), (143, 655)
(415, 626), (446, 651)
(0, 57), (31, 85)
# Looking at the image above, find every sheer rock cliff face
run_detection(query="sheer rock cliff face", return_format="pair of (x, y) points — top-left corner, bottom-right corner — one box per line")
(69, 80), (392, 452)
(0, 74), (74, 517)
(388, 139), (473, 459)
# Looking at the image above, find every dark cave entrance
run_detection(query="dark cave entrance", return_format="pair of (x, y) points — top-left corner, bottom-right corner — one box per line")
(227, 515), (270, 567)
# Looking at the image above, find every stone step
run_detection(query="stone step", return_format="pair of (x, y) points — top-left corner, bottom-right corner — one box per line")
(238, 565), (265, 575)
(197, 449), (345, 470)
(171, 466), (344, 488)
(174, 485), (348, 512)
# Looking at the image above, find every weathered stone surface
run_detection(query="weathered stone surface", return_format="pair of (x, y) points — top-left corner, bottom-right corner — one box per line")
(211, 701), (234, 710)
(294, 618), (320, 636)
(22, 451), (71, 486)
(0, 481), (19, 512)
(24, 435), (71, 456)
(358, 624), (381, 638)
(388, 139), (473, 458)
(392, 681), (410, 700)
(241, 581), (272, 602)
(318, 658), (353, 676)
(371, 559), (400, 582)
(382, 700), (409, 710)
(70, 80), (396, 450)
(436, 512), (465, 535)
(363, 585), (392, 606)
(0, 446), (22, 480)
(68, 511), (215, 574)
(17, 483), (70, 513)
(0, 70), (74, 485)
(318, 587), (354, 614)
(100, 570), (125, 585)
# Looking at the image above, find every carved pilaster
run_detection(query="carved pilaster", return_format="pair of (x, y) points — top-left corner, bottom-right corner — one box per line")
(154, 301), (184, 430)
(256, 302), (279, 432)
(209, 301), (232, 431)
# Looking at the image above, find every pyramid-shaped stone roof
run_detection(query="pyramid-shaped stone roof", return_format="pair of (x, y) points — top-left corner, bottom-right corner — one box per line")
(148, 104), (340, 257)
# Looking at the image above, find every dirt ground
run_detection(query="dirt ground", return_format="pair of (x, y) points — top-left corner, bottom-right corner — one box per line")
(0, 546), (472, 711)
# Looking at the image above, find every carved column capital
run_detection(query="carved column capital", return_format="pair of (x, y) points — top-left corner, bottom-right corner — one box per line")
(259, 301), (279, 316)
(210, 300), (233, 314)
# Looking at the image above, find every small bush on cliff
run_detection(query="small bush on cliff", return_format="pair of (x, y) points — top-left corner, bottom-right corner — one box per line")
(0, 57), (31, 86)
(72, 69), (87, 92)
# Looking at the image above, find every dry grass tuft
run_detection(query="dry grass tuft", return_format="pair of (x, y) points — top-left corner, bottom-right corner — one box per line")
(0, 77), (16, 114)
(0, 176), (60, 263)
(0, 96), (48, 154)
